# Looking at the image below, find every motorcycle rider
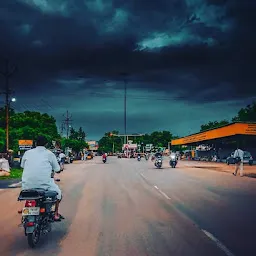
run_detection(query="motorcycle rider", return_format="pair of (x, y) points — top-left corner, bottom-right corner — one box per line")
(170, 151), (178, 161)
(102, 152), (107, 160)
(58, 150), (66, 170)
(155, 150), (163, 159)
(21, 136), (64, 221)
(153, 150), (162, 163)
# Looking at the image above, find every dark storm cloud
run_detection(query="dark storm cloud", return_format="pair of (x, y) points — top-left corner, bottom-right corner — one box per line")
(0, 0), (255, 103)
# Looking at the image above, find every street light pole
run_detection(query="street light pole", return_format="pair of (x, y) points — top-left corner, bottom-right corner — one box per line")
(0, 59), (16, 152)
(124, 78), (127, 143)
(120, 72), (128, 144)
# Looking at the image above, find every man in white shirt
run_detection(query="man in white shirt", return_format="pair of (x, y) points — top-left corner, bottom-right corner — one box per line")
(58, 151), (66, 170)
(170, 152), (178, 160)
(21, 136), (63, 221)
(233, 147), (244, 177)
(59, 151), (66, 160)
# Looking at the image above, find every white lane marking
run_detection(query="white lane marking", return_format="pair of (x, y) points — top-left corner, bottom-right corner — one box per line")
(154, 185), (171, 200)
(140, 174), (234, 255)
(139, 173), (171, 200)
(202, 229), (235, 256)
(140, 173), (146, 179)
(8, 181), (22, 188)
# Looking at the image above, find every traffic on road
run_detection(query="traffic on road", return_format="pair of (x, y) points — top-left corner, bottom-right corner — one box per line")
(0, 154), (255, 256)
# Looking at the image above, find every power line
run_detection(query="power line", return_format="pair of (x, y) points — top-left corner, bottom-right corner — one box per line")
(54, 91), (189, 101)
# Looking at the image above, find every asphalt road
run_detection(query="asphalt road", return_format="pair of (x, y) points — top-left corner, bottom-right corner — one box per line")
(0, 157), (255, 256)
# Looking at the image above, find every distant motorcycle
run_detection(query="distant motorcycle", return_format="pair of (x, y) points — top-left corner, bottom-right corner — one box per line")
(102, 157), (107, 163)
(137, 155), (141, 161)
(169, 155), (178, 168)
(155, 157), (162, 168)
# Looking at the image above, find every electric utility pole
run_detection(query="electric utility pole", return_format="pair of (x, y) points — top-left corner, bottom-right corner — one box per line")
(0, 59), (16, 152)
(62, 110), (72, 138)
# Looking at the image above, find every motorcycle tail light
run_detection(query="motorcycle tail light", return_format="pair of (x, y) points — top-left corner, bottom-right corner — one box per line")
(40, 208), (46, 213)
(26, 222), (35, 227)
(25, 200), (36, 207)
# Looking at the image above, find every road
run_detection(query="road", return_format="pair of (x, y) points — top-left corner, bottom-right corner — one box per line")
(0, 157), (255, 256)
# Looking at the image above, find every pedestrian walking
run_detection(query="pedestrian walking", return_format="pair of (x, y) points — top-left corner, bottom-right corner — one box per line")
(233, 147), (244, 177)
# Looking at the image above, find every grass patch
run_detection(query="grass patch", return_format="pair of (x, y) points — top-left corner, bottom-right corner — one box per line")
(0, 168), (23, 180)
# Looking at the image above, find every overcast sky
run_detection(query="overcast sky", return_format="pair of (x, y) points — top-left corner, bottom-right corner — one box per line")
(0, 0), (255, 140)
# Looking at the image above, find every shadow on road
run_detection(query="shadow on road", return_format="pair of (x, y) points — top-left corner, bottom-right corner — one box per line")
(245, 173), (256, 178)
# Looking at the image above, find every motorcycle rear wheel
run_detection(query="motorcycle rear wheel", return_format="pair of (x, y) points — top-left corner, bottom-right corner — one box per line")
(27, 229), (40, 248)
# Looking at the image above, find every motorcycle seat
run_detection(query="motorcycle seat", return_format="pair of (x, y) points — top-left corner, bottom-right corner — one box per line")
(18, 189), (58, 200)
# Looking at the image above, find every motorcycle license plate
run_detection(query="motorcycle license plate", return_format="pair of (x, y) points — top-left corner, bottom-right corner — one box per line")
(22, 207), (40, 216)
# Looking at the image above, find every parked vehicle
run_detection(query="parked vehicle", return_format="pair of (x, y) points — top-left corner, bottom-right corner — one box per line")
(18, 189), (59, 248)
(226, 151), (253, 166)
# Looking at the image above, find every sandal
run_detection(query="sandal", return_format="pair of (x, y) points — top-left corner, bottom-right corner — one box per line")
(54, 214), (65, 222)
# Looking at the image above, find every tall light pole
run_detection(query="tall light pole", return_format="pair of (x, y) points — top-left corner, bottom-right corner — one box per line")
(0, 59), (17, 152)
(120, 72), (128, 144)
(124, 78), (127, 141)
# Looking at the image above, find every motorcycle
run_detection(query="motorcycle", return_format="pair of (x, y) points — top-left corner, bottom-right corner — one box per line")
(169, 155), (177, 168)
(155, 157), (162, 168)
(18, 170), (63, 248)
(18, 188), (59, 248)
(102, 157), (107, 163)
(137, 155), (141, 161)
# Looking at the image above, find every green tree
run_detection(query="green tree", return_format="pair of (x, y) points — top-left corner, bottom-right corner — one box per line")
(98, 130), (173, 152)
(133, 131), (173, 148)
(0, 128), (5, 152)
(69, 127), (86, 141)
(232, 102), (256, 122)
(98, 130), (122, 153)
(61, 138), (88, 153)
(0, 108), (61, 152)
(200, 120), (230, 132)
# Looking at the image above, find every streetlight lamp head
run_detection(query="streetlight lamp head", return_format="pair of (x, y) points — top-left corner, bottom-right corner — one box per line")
(11, 97), (16, 102)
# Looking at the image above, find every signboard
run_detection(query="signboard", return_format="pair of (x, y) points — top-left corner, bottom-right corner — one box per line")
(19, 146), (32, 150)
(19, 140), (33, 146)
(87, 140), (99, 151)
(171, 123), (256, 145)
(19, 140), (33, 150)
(244, 124), (256, 135)
(122, 144), (137, 150)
